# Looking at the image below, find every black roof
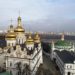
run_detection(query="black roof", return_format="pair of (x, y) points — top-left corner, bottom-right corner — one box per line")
(55, 50), (75, 63)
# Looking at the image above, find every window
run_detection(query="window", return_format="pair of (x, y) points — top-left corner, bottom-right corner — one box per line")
(19, 39), (20, 44)
(67, 65), (72, 69)
(10, 71), (12, 75)
(67, 72), (71, 75)
(8, 43), (10, 46)
(12, 43), (13, 46)
(70, 66), (72, 68)
(10, 62), (12, 66)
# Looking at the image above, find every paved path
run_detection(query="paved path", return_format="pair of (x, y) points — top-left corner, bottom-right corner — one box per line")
(43, 53), (61, 75)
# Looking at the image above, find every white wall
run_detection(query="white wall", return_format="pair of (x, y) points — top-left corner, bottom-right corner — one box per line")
(7, 40), (16, 46)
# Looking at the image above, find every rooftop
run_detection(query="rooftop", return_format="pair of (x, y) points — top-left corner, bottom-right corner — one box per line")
(55, 50), (75, 63)
(55, 40), (71, 46)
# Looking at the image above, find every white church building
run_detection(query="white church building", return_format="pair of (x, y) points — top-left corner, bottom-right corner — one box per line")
(50, 33), (75, 75)
(0, 16), (43, 75)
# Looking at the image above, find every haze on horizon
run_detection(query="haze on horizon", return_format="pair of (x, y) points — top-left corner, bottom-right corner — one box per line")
(0, 0), (75, 32)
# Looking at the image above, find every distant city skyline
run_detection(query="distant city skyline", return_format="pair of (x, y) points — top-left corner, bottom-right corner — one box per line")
(0, 0), (75, 32)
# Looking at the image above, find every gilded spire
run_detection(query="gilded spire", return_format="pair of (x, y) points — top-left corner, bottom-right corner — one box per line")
(9, 18), (14, 33)
(14, 12), (25, 33)
(28, 32), (32, 39)
(5, 19), (16, 40)
(34, 32), (40, 43)
(8, 18), (13, 32)
(18, 10), (22, 26)
(26, 32), (34, 44)
(61, 32), (64, 41)
(18, 16), (21, 26)
(9, 25), (14, 33)
(10, 18), (13, 25)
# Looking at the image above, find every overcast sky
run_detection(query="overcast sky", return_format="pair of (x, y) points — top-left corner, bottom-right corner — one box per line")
(0, 0), (75, 32)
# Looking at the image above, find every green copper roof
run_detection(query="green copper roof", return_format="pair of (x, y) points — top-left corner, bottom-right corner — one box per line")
(0, 72), (10, 75)
(55, 40), (71, 46)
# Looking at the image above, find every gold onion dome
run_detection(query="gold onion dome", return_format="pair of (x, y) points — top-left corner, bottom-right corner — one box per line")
(6, 25), (16, 40)
(34, 32), (40, 43)
(18, 16), (21, 20)
(14, 26), (25, 32)
(14, 16), (25, 33)
(26, 33), (34, 44)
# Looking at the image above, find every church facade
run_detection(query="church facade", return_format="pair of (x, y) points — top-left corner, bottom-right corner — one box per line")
(1, 16), (43, 75)
(50, 34), (75, 75)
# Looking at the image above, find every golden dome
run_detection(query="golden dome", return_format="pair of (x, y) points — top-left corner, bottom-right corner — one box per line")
(14, 26), (25, 32)
(34, 32), (40, 43)
(6, 25), (16, 40)
(18, 16), (21, 20)
(14, 16), (25, 33)
(26, 33), (34, 44)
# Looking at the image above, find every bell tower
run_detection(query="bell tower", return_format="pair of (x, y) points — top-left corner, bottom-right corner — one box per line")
(61, 32), (64, 41)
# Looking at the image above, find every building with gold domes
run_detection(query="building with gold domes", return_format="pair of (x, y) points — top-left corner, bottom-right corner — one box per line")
(0, 16), (43, 75)
(14, 16), (26, 44)
(6, 25), (16, 46)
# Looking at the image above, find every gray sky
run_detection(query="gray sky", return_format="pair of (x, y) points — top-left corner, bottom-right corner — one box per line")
(0, 0), (75, 32)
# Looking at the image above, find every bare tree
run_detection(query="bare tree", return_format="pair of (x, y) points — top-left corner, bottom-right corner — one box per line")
(16, 62), (30, 75)
(22, 64), (30, 75)
(16, 62), (22, 75)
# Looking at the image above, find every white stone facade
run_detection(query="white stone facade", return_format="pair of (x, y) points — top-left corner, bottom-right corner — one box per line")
(16, 33), (26, 44)
(5, 44), (43, 75)
(50, 40), (75, 75)
(2, 16), (43, 75)
(6, 40), (16, 47)
(52, 52), (75, 75)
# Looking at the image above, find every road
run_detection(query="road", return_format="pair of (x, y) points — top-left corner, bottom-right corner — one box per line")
(43, 53), (61, 75)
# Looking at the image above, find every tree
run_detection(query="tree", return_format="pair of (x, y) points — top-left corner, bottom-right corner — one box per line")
(22, 64), (30, 75)
(16, 62), (30, 75)
(16, 62), (22, 75)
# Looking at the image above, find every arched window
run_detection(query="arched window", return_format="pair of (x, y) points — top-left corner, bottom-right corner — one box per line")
(10, 71), (12, 75)
(19, 39), (20, 44)
(68, 72), (70, 75)
(12, 43), (13, 46)
(10, 62), (12, 66)
(53, 58), (56, 62)
(22, 39), (23, 43)
(8, 43), (10, 46)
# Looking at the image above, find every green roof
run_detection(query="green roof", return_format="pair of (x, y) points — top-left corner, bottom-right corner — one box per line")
(55, 40), (71, 46)
(0, 72), (10, 75)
